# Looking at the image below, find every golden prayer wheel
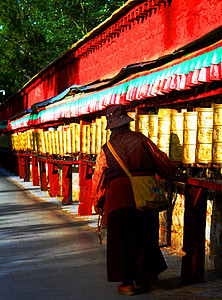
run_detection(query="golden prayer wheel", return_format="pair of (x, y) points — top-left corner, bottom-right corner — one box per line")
(106, 129), (111, 142)
(183, 111), (197, 130)
(54, 130), (59, 155)
(213, 103), (222, 125)
(51, 130), (56, 155)
(81, 125), (87, 154)
(85, 125), (91, 155)
(43, 131), (48, 154)
(195, 108), (213, 164)
(170, 113), (183, 161)
(128, 112), (136, 131)
(138, 115), (149, 137)
(70, 123), (76, 154)
(57, 126), (64, 156)
(62, 127), (67, 156)
(40, 129), (46, 154)
(158, 117), (171, 134)
(95, 118), (102, 155)
(90, 122), (96, 155)
(47, 131), (52, 155)
(148, 114), (158, 144)
(66, 127), (72, 154)
(101, 116), (107, 147)
(182, 112), (197, 164)
(27, 130), (31, 150)
(213, 104), (222, 163)
(157, 116), (170, 156)
(212, 143), (222, 164)
(75, 124), (80, 153)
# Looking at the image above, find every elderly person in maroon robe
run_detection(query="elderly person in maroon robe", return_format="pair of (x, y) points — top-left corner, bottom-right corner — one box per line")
(92, 105), (177, 296)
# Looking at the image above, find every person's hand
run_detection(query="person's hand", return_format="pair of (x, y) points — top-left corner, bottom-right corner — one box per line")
(94, 206), (103, 214)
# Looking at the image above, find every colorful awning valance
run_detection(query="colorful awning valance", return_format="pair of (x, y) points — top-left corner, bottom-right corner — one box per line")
(10, 40), (222, 131)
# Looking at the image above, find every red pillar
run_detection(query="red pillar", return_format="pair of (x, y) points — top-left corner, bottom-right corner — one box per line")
(39, 160), (48, 191)
(48, 162), (61, 197)
(62, 164), (72, 205)
(31, 155), (39, 186)
(181, 184), (207, 283)
(24, 155), (30, 182)
(18, 153), (25, 179)
(78, 161), (93, 216)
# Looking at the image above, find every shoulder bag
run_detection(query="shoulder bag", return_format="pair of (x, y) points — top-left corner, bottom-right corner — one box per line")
(107, 141), (169, 212)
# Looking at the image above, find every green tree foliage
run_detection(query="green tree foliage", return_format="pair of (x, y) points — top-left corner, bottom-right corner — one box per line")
(0, 0), (127, 101)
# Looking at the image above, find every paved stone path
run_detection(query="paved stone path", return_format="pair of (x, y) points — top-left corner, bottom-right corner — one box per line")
(0, 171), (222, 299)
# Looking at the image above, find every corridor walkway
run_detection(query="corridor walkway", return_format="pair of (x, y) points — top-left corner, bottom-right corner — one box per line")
(0, 170), (221, 299)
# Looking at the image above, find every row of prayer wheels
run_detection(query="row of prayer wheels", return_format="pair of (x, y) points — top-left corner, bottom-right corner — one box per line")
(3, 103), (222, 164)
(132, 104), (222, 164)
(11, 117), (111, 156)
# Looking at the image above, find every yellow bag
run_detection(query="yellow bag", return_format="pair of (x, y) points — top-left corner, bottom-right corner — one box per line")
(107, 141), (169, 212)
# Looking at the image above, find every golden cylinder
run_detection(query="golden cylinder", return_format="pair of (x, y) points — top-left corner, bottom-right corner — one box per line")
(86, 125), (91, 155)
(66, 127), (72, 154)
(170, 112), (184, 132)
(196, 108), (213, 164)
(54, 130), (59, 155)
(183, 144), (196, 164)
(138, 115), (149, 137)
(213, 125), (222, 142)
(196, 128), (213, 144)
(212, 142), (222, 164)
(197, 108), (213, 128)
(148, 115), (158, 140)
(195, 143), (212, 164)
(106, 129), (111, 142)
(157, 133), (170, 146)
(43, 131), (48, 154)
(75, 124), (80, 153)
(170, 112), (184, 161)
(57, 127), (63, 156)
(70, 124), (76, 154)
(47, 131), (52, 155)
(90, 122), (96, 155)
(81, 125), (87, 154)
(213, 104), (222, 163)
(158, 117), (170, 134)
(184, 112), (197, 130)
(27, 130), (31, 150)
(128, 112), (136, 131)
(63, 128), (67, 156)
(213, 103), (222, 126)
(51, 130), (56, 155)
(158, 116), (170, 156)
(95, 118), (102, 155)
(101, 116), (107, 147)
(182, 112), (197, 164)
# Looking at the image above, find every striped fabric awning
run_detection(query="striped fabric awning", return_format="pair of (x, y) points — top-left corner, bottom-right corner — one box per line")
(10, 40), (222, 131)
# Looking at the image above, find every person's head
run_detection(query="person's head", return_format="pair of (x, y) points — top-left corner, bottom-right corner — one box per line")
(105, 105), (133, 130)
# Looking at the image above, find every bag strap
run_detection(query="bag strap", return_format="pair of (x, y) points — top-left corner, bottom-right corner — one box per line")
(107, 141), (133, 180)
